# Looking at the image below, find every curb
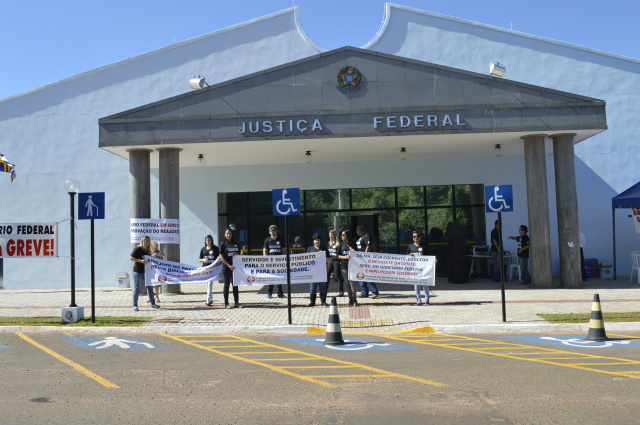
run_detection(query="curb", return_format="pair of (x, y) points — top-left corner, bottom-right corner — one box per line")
(430, 322), (640, 334)
(2, 322), (639, 334)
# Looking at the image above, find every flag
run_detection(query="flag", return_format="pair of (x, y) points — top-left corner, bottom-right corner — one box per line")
(0, 153), (15, 182)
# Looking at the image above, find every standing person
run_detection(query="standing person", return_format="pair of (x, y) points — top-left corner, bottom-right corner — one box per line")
(490, 220), (502, 282)
(337, 229), (359, 306)
(129, 235), (160, 312)
(307, 233), (331, 306)
(199, 234), (220, 306)
(263, 224), (285, 298)
(579, 232), (587, 281)
(219, 229), (241, 308)
(148, 241), (164, 304)
(407, 231), (431, 305)
(326, 229), (344, 296)
(355, 224), (380, 298)
(508, 225), (531, 284)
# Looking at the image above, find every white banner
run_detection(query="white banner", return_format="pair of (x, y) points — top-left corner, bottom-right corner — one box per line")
(633, 207), (640, 234)
(144, 255), (222, 286)
(130, 218), (180, 244)
(233, 252), (327, 286)
(0, 223), (58, 258)
(348, 251), (436, 286)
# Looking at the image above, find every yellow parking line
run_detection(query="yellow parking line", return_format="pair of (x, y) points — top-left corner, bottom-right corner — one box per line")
(16, 332), (119, 389)
(307, 374), (389, 378)
(254, 358), (318, 361)
(162, 334), (447, 388)
(373, 332), (640, 380)
(609, 334), (640, 339)
(281, 365), (354, 369)
(204, 345), (262, 348)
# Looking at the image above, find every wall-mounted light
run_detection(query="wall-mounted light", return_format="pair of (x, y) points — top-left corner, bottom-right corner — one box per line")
(304, 151), (313, 164)
(400, 147), (408, 160)
(489, 62), (506, 77)
(197, 154), (206, 166)
(189, 75), (210, 89)
(493, 144), (503, 157)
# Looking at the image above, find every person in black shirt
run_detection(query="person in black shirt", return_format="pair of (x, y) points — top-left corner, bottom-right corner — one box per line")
(199, 235), (220, 306)
(326, 230), (344, 296)
(307, 233), (331, 306)
(263, 224), (285, 298)
(219, 229), (241, 308)
(129, 235), (159, 311)
(337, 229), (359, 306)
(355, 224), (380, 298)
(508, 225), (531, 284)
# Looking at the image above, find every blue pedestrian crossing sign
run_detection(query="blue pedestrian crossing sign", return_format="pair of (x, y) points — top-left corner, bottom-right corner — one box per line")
(78, 192), (105, 220)
(485, 185), (513, 213)
(272, 188), (300, 216)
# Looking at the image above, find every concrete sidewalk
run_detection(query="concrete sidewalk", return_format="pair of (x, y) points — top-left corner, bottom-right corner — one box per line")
(1, 277), (639, 333)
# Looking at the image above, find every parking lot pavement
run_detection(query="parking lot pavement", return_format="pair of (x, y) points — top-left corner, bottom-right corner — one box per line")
(1, 277), (639, 333)
(2, 330), (640, 425)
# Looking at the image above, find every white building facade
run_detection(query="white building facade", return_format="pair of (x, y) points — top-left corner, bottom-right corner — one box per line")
(0, 4), (637, 289)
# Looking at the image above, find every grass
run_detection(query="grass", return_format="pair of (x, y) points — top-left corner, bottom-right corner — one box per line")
(538, 312), (640, 323)
(0, 316), (152, 327)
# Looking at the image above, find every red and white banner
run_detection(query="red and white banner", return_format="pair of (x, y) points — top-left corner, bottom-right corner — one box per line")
(348, 251), (436, 286)
(0, 223), (57, 258)
(233, 252), (327, 286)
(144, 256), (222, 286)
(130, 218), (180, 244)
(633, 207), (640, 234)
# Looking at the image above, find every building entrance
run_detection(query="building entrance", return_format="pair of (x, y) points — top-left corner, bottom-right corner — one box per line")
(218, 184), (486, 276)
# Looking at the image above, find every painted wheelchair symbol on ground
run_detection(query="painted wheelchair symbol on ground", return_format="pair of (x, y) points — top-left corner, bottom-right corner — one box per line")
(500, 335), (640, 349)
(280, 337), (418, 351)
(62, 336), (170, 350)
(0, 342), (9, 349)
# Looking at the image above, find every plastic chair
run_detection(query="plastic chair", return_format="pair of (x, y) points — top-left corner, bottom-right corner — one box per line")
(508, 254), (521, 281)
(631, 253), (640, 284)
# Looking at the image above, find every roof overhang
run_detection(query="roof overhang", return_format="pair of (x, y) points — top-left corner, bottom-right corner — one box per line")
(99, 47), (607, 168)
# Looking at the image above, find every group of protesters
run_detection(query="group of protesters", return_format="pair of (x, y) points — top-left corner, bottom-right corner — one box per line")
(130, 222), (445, 311)
(204, 223), (433, 308)
(129, 220), (535, 311)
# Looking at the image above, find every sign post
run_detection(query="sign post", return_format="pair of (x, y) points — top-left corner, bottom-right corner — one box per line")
(78, 192), (105, 323)
(272, 188), (300, 325)
(485, 185), (513, 323)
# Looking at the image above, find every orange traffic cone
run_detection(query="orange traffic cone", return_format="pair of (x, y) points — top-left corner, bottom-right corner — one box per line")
(324, 297), (344, 346)
(586, 293), (608, 341)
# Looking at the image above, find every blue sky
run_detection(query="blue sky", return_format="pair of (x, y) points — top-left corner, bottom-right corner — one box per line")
(1, 0), (637, 100)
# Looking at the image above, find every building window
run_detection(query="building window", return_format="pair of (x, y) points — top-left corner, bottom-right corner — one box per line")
(219, 184), (486, 272)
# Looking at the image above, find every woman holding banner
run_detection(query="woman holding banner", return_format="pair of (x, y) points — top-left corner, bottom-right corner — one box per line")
(407, 231), (435, 305)
(219, 229), (241, 308)
(326, 230), (344, 297)
(307, 233), (330, 307)
(148, 241), (164, 304)
(337, 230), (358, 306)
(129, 235), (160, 311)
(199, 235), (220, 307)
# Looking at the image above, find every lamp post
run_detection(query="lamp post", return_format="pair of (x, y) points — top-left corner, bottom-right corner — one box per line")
(64, 179), (80, 307)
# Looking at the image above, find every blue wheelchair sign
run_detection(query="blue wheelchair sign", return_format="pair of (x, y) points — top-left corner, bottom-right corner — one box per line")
(78, 192), (105, 220)
(272, 188), (300, 216)
(485, 185), (513, 213)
